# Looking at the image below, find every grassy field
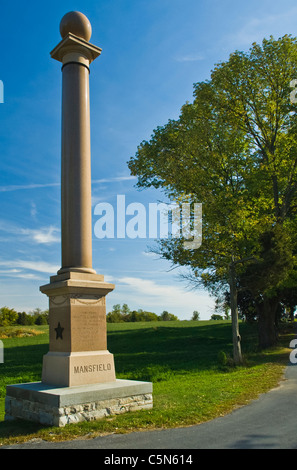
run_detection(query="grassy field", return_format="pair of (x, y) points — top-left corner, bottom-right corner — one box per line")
(0, 320), (295, 445)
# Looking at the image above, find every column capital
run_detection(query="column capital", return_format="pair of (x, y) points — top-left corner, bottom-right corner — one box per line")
(50, 32), (102, 64)
(40, 271), (115, 297)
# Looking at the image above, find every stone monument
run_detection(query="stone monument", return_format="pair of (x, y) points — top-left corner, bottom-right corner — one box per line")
(41, 10), (116, 388)
(5, 11), (153, 427)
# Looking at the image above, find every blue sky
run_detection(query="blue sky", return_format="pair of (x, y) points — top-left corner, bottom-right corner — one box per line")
(1, 0), (297, 320)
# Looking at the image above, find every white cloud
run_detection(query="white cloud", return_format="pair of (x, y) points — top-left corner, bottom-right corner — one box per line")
(0, 182), (60, 192)
(0, 269), (22, 274)
(0, 260), (59, 274)
(141, 251), (159, 258)
(20, 226), (60, 244)
(108, 276), (215, 320)
(92, 176), (137, 184)
(118, 276), (190, 300)
(0, 176), (137, 193)
(0, 219), (20, 234)
(11, 272), (42, 280)
(102, 274), (116, 283)
(174, 54), (204, 62)
(0, 221), (60, 245)
(30, 202), (37, 218)
(226, 7), (297, 48)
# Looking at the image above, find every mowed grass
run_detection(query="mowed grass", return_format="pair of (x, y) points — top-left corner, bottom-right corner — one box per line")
(0, 320), (294, 445)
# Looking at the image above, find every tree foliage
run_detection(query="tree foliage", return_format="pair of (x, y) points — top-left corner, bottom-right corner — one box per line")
(0, 307), (49, 326)
(128, 35), (297, 350)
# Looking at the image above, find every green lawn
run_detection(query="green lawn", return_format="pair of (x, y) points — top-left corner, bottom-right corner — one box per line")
(0, 320), (294, 445)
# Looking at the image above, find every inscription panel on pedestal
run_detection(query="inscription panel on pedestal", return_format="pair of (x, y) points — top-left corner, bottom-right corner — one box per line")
(71, 296), (107, 351)
(48, 294), (107, 353)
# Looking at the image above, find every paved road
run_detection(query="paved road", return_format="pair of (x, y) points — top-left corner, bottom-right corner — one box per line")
(3, 364), (297, 449)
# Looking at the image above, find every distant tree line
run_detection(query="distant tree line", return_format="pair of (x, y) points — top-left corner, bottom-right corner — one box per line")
(106, 304), (179, 323)
(0, 307), (49, 327)
(0, 304), (235, 326)
(106, 306), (230, 322)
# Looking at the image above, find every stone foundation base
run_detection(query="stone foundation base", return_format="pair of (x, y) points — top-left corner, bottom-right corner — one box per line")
(5, 379), (153, 427)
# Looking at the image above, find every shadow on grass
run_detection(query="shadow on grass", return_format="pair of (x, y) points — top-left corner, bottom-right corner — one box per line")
(2, 321), (291, 387)
(0, 343), (48, 388)
(108, 322), (235, 375)
(107, 321), (294, 378)
(0, 341), (49, 441)
(0, 418), (46, 441)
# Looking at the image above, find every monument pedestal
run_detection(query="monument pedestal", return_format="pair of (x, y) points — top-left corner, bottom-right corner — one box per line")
(42, 350), (116, 387)
(5, 270), (153, 426)
(40, 271), (117, 387)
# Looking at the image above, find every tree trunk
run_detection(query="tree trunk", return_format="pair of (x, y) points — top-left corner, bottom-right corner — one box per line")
(257, 295), (278, 349)
(229, 261), (243, 365)
(289, 306), (295, 323)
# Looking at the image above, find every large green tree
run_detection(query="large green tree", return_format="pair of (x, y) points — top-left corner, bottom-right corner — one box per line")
(209, 35), (297, 348)
(129, 81), (258, 363)
(128, 35), (297, 350)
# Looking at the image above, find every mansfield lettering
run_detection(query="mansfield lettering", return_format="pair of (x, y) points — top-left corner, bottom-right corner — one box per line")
(74, 363), (112, 374)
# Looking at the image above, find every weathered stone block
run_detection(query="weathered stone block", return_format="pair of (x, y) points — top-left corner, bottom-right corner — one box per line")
(5, 380), (153, 427)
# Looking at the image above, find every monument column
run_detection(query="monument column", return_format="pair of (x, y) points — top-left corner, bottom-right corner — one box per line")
(39, 12), (116, 387)
(53, 11), (99, 274)
(60, 56), (94, 273)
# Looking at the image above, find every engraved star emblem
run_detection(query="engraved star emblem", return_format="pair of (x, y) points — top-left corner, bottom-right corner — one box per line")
(55, 322), (64, 340)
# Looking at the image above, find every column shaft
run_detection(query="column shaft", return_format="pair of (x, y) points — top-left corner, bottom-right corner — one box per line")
(60, 61), (94, 273)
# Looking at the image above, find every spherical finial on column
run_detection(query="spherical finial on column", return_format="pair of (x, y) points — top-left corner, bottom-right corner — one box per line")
(60, 11), (92, 41)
